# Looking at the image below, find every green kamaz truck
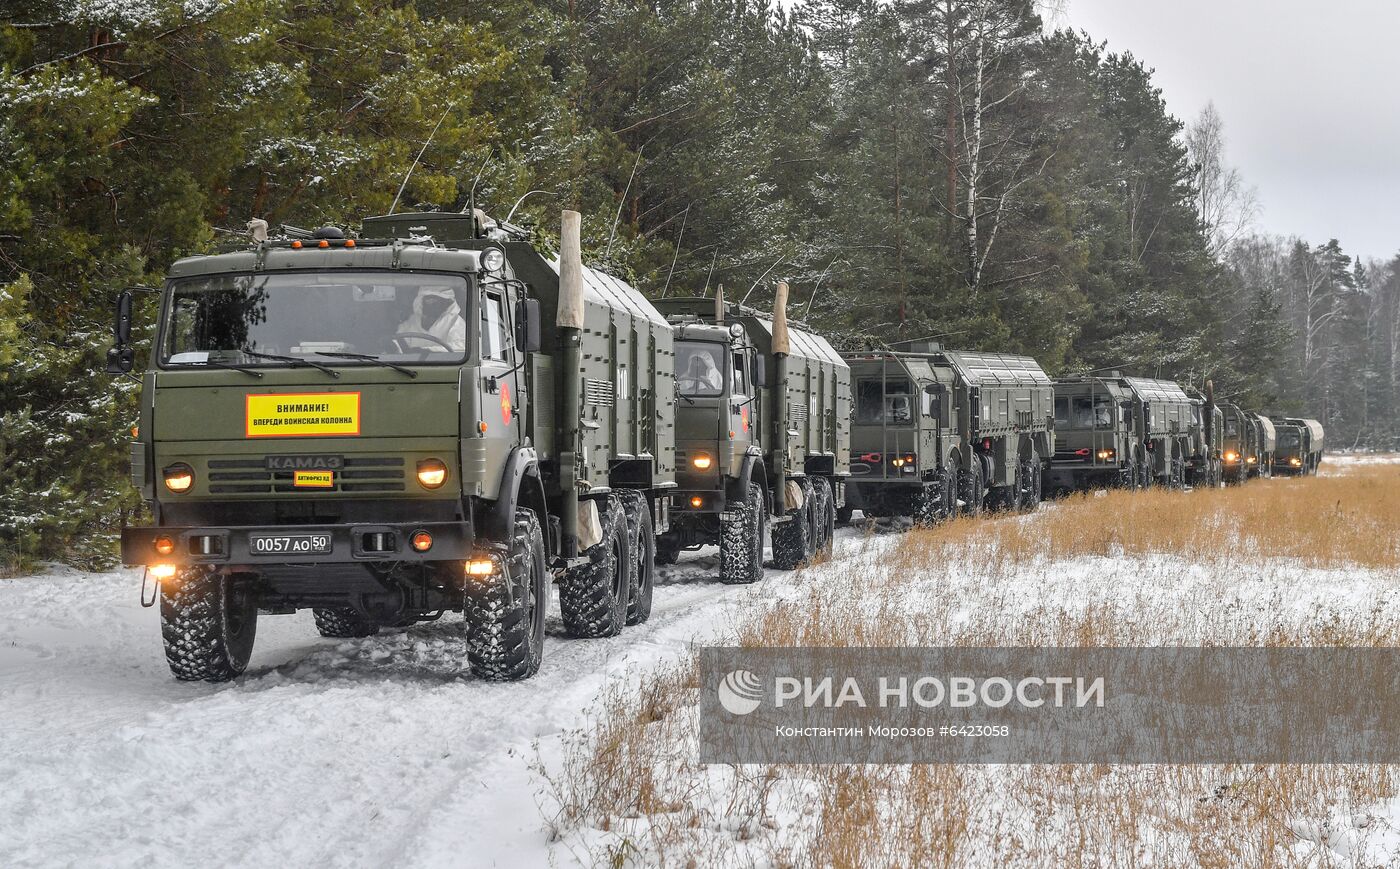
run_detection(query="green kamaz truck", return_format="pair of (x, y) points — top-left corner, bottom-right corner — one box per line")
(106, 209), (675, 683)
(1050, 374), (1195, 490)
(1271, 416), (1325, 475)
(843, 342), (1054, 519)
(1219, 402), (1259, 484)
(650, 286), (850, 580)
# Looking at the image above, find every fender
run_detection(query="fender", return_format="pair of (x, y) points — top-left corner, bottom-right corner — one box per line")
(485, 446), (546, 545)
(728, 451), (768, 504)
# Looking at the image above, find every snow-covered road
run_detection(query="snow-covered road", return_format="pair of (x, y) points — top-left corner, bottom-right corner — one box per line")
(0, 541), (823, 868)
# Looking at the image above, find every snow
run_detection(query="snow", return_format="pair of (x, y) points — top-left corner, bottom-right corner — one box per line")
(5, 456), (1399, 865)
(0, 549), (773, 868)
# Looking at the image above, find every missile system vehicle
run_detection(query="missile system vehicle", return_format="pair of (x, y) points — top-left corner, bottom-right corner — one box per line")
(106, 209), (675, 683)
(842, 342), (1054, 519)
(1219, 402), (1261, 484)
(1049, 374), (1195, 491)
(1271, 417), (1325, 475)
(1183, 382), (1224, 488)
(651, 287), (850, 580)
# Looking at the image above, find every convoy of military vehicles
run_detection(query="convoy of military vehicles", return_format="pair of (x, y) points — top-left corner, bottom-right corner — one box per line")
(104, 208), (1329, 683)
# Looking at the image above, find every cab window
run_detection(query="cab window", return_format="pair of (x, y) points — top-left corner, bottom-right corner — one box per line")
(676, 341), (724, 396)
(481, 292), (508, 361)
(856, 378), (913, 424)
(732, 352), (748, 396)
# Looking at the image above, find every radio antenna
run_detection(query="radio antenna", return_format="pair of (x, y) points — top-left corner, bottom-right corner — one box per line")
(390, 101), (455, 215)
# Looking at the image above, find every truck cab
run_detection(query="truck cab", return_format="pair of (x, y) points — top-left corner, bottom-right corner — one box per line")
(1050, 376), (1141, 490)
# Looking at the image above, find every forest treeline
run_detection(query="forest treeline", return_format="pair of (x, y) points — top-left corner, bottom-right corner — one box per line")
(2, 0), (1396, 565)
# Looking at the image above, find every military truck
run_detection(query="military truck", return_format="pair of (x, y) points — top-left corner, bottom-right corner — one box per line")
(106, 209), (675, 683)
(1247, 413), (1276, 479)
(1272, 417), (1325, 474)
(844, 342), (1054, 519)
(1219, 402), (1259, 484)
(1049, 374), (1195, 491)
(650, 286), (849, 580)
(1183, 382), (1224, 488)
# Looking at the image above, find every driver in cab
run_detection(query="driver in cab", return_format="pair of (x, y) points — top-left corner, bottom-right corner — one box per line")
(395, 287), (467, 351)
(678, 347), (723, 393)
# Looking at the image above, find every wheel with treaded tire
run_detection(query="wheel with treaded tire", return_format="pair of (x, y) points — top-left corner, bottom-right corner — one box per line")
(810, 477), (835, 559)
(558, 494), (631, 638)
(1019, 449), (1043, 512)
(720, 481), (766, 584)
(772, 477), (815, 570)
(464, 508), (548, 681)
(161, 567), (259, 683)
(959, 459), (984, 517)
(618, 490), (655, 625)
(313, 607), (379, 638)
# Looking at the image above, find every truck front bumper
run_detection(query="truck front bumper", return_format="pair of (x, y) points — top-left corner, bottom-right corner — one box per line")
(120, 521), (474, 567)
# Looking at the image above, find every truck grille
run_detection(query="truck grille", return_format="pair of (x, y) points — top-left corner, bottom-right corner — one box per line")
(206, 457), (406, 494)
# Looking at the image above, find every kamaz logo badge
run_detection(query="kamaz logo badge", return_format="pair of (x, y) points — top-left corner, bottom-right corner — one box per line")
(266, 455), (344, 471)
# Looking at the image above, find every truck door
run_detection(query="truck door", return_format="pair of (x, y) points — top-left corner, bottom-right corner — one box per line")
(732, 348), (754, 449)
(480, 288), (521, 448)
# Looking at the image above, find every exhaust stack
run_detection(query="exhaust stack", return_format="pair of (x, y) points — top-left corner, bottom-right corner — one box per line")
(771, 281), (790, 516)
(714, 284), (725, 324)
(558, 210), (586, 557)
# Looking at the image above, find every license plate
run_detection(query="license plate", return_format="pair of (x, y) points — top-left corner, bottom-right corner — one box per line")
(248, 533), (333, 555)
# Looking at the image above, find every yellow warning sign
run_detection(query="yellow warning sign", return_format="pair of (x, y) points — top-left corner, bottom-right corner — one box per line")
(293, 470), (334, 488)
(246, 392), (361, 438)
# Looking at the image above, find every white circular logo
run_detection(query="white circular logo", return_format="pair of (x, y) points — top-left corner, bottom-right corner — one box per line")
(717, 669), (764, 715)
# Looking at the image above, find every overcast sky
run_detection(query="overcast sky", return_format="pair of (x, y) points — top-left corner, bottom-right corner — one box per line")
(1065, 0), (1400, 263)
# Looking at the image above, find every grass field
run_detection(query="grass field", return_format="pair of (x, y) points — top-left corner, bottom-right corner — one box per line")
(540, 456), (1400, 867)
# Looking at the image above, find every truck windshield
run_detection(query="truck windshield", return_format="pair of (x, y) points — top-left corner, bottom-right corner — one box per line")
(676, 341), (726, 396)
(856, 379), (913, 424)
(1278, 430), (1300, 448)
(161, 272), (471, 366)
(1056, 395), (1112, 429)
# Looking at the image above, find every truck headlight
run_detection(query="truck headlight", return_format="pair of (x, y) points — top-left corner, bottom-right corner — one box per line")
(691, 453), (713, 470)
(163, 463), (194, 493)
(1224, 451), (1239, 463)
(1096, 449), (1115, 461)
(416, 458), (448, 489)
(480, 247), (505, 273)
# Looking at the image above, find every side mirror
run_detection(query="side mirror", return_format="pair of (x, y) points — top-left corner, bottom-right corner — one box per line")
(753, 355), (767, 388)
(924, 385), (942, 417)
(106, 290), (135, 374)
(516, 298), (542, 353)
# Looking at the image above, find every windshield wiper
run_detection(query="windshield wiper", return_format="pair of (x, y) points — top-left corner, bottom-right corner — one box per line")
(311, 351), (417, 378)
(191, 360), (264, 378)
(240, 349), (340, 378)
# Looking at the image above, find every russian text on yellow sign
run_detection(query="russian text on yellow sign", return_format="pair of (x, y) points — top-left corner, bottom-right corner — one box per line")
(293, 471), (335, 488)
(246, 392), (361, 438)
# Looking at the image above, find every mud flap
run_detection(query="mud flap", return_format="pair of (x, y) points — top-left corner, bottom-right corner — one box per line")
(577, 498), (604, 551)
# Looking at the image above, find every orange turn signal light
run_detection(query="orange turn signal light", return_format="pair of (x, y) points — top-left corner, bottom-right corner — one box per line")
(690, 496), (703, 508)
(411, 531), (433, 552)
(344, 239), (355, 248)
(291, 240), (303, 249)
(149, 564), (177, 580)
(318, 239), (330, 248)
(467, 558), (495, 577)
(154, 536), (175, 556)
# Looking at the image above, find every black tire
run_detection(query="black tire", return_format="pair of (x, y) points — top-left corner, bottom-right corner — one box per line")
(1019, 449), (1043, 512)
(160, 567), (259, 683)
(464, 508), (548, 681)
(559, 494), (630, 638)
(618, 490), (655, 625)
(810, 477), (836, 558)
(959, 459), (984, 517)
(655, 543), (680, 566)
(772, 478), (815, 570)
(720, 481), (766, 584)
(836, 505), (855, 526)
(312, 607), (379, 638)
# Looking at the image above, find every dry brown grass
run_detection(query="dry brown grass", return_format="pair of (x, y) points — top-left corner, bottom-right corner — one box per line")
(541, 460), (1400, 867)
